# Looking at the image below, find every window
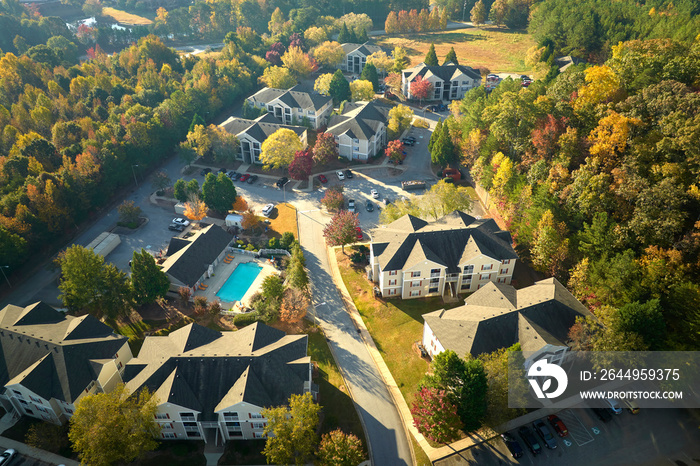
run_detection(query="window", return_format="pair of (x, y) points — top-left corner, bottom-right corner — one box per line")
(435, 81), (442, 88)
(389, 271), (397, 276)
(463, 275), (472, 281)
(250, 413), (263, 419)
(430, 268), (440, 276)
(162, 432), (177, 439)
(497, 277), (507, 283)
(411, 271), (421, 278)
(411, 281), (421, 287)
(65, 408), (74, 415)
(481, 264), (493, 271)
(388, 288), (397, 296)
(389, 279), (397, 286)
(186, 431), (201, 438)
(183, 422), (198, 427)
(502, 259), (511, 265)
(226, 421), (241, 429)
(480, 274), (490, 281)
(460, 283), (470, 290)
(252, 422), (265, 430)
(223, 412), (239, 420)
(180, 413), (196, 421)
(161, 423), (174, 429)
(267, 105), (273, 111)
(18, 399), (28, 405)
(428, 287), (438, 293)
(500, 269), (508, 275)
(430, 278), (439, 284)
(228, 431), (243, 437)
(410, 290), (421, 297)
(307, 110), (314, 115)
(12, 390), (22, 397)
(463, 265), (474, 274)
(155, 413), (170, 420)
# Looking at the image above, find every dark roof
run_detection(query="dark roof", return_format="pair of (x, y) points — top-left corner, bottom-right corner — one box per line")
(124, 322), (310, 421)
(247, 85), (332, 111)
(219, 115), (307, 144)
(0, 303), (127, 403)
(340, 42), (384, 57)
(423, 279), (594, 357)
(403, 62), (481, 83)
(326, 101), (392, 140)
(371, 211), (518, 273)
(162, 225), (233, 287)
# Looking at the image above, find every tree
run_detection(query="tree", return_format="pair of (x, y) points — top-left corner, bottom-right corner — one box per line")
(193, 295), (208, 314)
(262, 393), (321, 466)
(419, 181), (473, 220)
(288, 150), (314, 180)
(429, 118), (442, 154)
(350, 80), (375, 101)
(241, 208), (259, 231)
(314, 73), (334, 96)
(367, 51), (394, 79)
(131, 249), (170, 306)
(479, 343), (527, 427)
(26, 422), (70, 454)
(617, 300), (666, 350)
(392, 46), (410, 71)
(69, 384), (159, 466)
(424, 43), (438, 66)
(317, 429), (365, 466)
(313, 132), (339, 165)
(178, 286), (192, 305)
(385, 11), (399, 34)
(281, 46), (315, 79)
(260, 66), (297, 89)
(208, 299), (222, 316)
(360, 62), (379, 91)
(443, 46), (458, 65)
(430, 121), (457, 166)
(329, 69), (351, 105)
(262, 274), (285, 301)
(385, 139), (405, 163)
(202, 172), (238, 213)
(337, 23), (352, 43)
(531, 210), (570, 278)
(183, 194), (208, 222)
(280, 288), (309, 324)
(410, 387), (461, 443)
(260, 128), (303, 169)
(312, 41), (344, 69)
(117, 200), (142, 227)
(151, 170), (170, 192)
(57, 245), (132, 320)
(287, 244), (310, 291)
(321, 185), (345, 212)
(388, 104), (414, 138)
(186, 179), (200, 197)
(323, 210), (360, 253)
(410, 75), (434, 105)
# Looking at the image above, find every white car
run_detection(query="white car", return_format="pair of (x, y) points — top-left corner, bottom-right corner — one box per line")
(348, 199), (355, 213)
(370, 189), (379, 199)
(172, 218), (190, 227)
(0, 449), (16, 465)
(261, 204), (275, 217)
(336, 170), (345, 181)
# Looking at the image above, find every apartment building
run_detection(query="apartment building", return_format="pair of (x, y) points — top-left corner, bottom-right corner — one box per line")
(246, 85), (333, 130)
(325, 100), (391, 161)
(401, 62), (481, 101)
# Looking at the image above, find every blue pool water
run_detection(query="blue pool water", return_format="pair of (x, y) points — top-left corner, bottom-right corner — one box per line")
(216, 262), (263, 302)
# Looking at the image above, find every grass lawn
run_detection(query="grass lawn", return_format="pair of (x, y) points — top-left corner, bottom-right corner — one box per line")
(102, 7), (153, 25)
(375, 26), (535, 74)
(218, 439), (267, 465)
(267, 202), (297, 239)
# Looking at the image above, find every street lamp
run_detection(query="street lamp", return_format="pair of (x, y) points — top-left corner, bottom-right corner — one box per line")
(131, 164), (139, 187)
(312, 302), (326, 326)
(0, 266), (11, 288)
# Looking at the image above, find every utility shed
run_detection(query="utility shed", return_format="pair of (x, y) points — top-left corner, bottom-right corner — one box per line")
(225, 214), (243, 228)
(87, 232), (121, 257)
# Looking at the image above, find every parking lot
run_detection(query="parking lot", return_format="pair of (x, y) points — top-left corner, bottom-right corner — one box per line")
(434, 407), (700, 466)
(0, 446), (54, 466)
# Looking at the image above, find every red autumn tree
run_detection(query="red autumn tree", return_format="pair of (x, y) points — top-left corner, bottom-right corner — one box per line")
(320, 185), (345, 212)
(385, 139), (405, 163)
(410, 387), (461, 444)
(322, 210), (359, 253)
(288, 150), (314, 180)
(531, 114), (568, 163)
(410, 75), (434, 106)
(312, 132), (339, 166)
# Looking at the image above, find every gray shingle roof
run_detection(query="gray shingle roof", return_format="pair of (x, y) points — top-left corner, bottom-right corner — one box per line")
(161, 224), (233, 287)
(124, 322), (310, 421)
(340, 42), (384, 57)
(326, 101), (391, 141)
(0, 303), (127, 403)
(371, 211), (518, 273)
(220, 115), (307, 144)
(247, 85), (331, 112)
(424, 279), (594, 357)
(403, 62), (481, 84)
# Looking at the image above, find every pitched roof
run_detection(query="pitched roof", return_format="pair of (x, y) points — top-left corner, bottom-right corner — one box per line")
(424, 279), (594, 357)
(246, 85), (331, 112)
(220, 114), (307, 144)
(0, 303), (127, 403)
(124, 322), (310, 421)
(402, 62), (481, 84)
(340, 42), (384, 57)
(326, 100), (392, 141)
(161, 224), (233, 287)
(370, 211), (518, 273)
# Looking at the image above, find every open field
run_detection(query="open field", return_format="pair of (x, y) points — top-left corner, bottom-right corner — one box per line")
(267, 202), (298, 239)
(102, 7), (153, 25)
(375, 26), (535, 74)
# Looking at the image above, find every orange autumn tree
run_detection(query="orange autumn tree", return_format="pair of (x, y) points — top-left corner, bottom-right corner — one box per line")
(231, 196), (249, 212)
(184, 194), (207, 222)
(279, 288), (309, 324)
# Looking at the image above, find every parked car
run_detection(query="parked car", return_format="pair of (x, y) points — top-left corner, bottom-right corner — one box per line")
(402, 137), (416, 146)
(172, 218), (190, 227)
(247, 174), (258, 184)
(371, 188), (379, 198)
(533, 419), (557, 449)
(365, 200), (374, 212)
(218, 167), (227, 174)
(592, 407), (612, 422)
(318, 174), (328, 183)
(518, 426), (542, 455)
(623, 399), (640, 414)
(355, 227), (363, 240)
(275, 177), (289, 189)
(200, 167), (212, 176)
(606, 398), (623, 414)
(0, 449), (16, 465)
(348, 199), (355, 212)
(230, 171), (241, 181)
(547, 415), (569, 437)
(336, 170), (345, 181)
(227, 170), (238, 179)
(261, 204), (275, 217)
(168, 223), (185, 232)
(501, 432), (523, 459)
(239, 174), (250, 182)
(344, 169), (354, 179)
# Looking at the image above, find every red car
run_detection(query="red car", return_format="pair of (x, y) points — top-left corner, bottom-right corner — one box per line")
(239, 174), (250, 182)
(547, 415), (569, 437)
(318, 174), (328, 183)
(355, 227), (363, 240)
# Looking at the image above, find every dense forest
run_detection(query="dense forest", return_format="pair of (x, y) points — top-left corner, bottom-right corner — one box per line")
(452, 38), (700, 350)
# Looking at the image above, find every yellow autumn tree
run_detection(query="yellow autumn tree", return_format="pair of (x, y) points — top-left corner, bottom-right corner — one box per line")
(350, 79), (375, 101)
(184, 194), (207, 222)
(574, 65), (623, 110)
(588, 111), (641, 172)
(260, 128), (303, 169)
(312, 41), (344, 69)
(281, 46), (315, 79)
(491, 152), (514, 198)
(314, 73), (334, 96)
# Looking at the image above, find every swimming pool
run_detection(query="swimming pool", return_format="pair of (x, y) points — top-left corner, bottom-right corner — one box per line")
(216, 262), (263, 302)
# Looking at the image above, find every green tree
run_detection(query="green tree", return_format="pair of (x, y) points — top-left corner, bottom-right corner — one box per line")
(392, 46), (410, 72)
(130, 248), (170, 306)
(531, 210), (569, 278)
(173, 179), (188, 202)
(617, 299), (666, 350)
(424, 43), (438, 66)
(419, 181), (473, 220)
(57, 245), (132, 320)
(262, 274), (285, 301)
(443, 46), (458, 65)
(312, 41), (345, 69)
(260, 66), (297, 89)
(429, 118), (442, 154)
(479, 343), (527, 427)
(470, 0), (487, 25)
(117, 200), (142, 227)
(430, 122), (457, 166)
(69, 384), (159, 466)
(317, 429), (365, 466)
(202, 172), (238, 213)
(337, 23), (352, 43)
(261, 392), (321, 466)
(186, 179), (200, 196)
(260, 128), (303, 169)
(360, 62), (379, 91)
(287, 244), (309, 291)
(350, 79), (375, 101)
(329, 69), (351, 105)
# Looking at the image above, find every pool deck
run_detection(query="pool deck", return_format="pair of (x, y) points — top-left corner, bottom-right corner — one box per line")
(193, 252), (278, 310)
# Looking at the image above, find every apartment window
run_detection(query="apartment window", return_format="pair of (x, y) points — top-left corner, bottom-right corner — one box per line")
(253, 432), (265, 439)
(428, 287), (439, 293)
(411, 271), (421, 278)
(65, 408), (74, 415)
(228, 431), (243, 437)
(226, 422), (241, 430)
(463, 265), (474, 274)
(463, 274), (472, 281)
(411, 281), (421, 287)
(284, 108), (291, 114)
(500, 269), (509, 275)
(480, 274), (490, 281)
(183, 422), (198, 427)
(460, 283), (470, 290)
(497, 277), (507, 283)
(430, 278), (439, 284)
(482, 264), (493, 271)
(155, 413), (170, 420)
(388, 288), (397, 296)
(430, 268), (440, 276)
(410, 290), (421, 297)
(435, 81), (442, 88)
(307, 110), (314, 115)
(389, 279), (397, 286)
(502, 259), (511, 265)
(252, 422), (265, 430)
(267, 105), (273, 111)
(186, 431), (201, 438)
(389, 270), (397, 276)
(180, 413), (196, 421)
(162, 432), (177, 440)
(161, 423), (174, 429)
(223, 412), (239, 420)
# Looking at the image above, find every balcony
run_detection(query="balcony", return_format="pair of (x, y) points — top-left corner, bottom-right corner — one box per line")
(430, 273), (441, 278)
(446, 274), (459, 282)
(184, 426), (200, 433)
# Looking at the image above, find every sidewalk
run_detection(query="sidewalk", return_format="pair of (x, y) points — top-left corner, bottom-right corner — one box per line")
(0, 435), (79, 466)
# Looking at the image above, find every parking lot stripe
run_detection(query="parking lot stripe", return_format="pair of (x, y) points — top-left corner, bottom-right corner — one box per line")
(558, 409), (594, 446)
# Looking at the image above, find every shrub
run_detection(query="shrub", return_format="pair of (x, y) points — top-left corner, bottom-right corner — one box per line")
(193, 296), (208, 314)
(350, 252), (365, 264)
(234, 311), (260, 327)
(208, 300), (222, 316)
(178, 286), (191, 305)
